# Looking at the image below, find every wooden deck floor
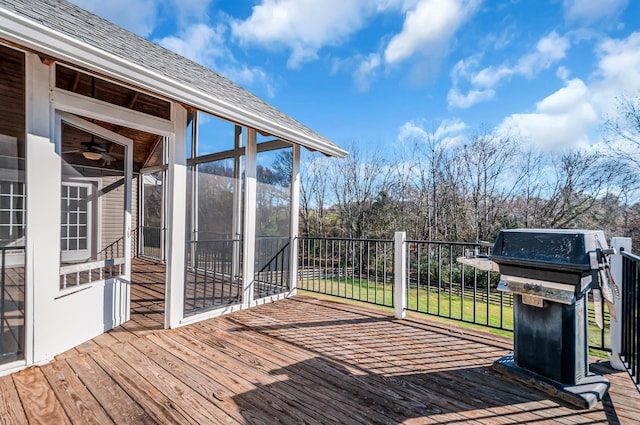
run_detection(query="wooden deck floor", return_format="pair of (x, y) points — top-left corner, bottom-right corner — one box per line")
(1, 259), (639, 424)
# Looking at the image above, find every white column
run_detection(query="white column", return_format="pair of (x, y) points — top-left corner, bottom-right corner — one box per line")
(232, 126), (243, 280)
(289, 144), (301, 295)
(25, 54), (57, 364)
(609, 237), (632, 371)
(242, 128), (257, 307)
(394, 231), (407, 319)
(164, 105), (187, 328)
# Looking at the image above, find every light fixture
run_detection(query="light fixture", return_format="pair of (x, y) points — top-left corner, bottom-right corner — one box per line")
(82, 151), (102, 160)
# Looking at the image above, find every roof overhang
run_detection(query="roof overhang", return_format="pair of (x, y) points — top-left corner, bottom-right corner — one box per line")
(0, 7), (348, 158)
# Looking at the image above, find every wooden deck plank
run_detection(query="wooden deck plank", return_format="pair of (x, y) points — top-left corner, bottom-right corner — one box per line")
(210, 301), (612, 424)
(0, 375), (27, 425)
(87, 346), (202, 425)
(164, 328), (374, 425)
(12, 367), (71, 425)
(210, 312), (534, 424)
(114, 340), (242, 424)
(40, 360), (115, 425)
(195, 316), (492, 424)
(147, 331), (327, 425)
(66, 353), (156, 425)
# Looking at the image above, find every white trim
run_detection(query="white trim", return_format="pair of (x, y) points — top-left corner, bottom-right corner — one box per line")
(0, 360), (27, 377)
(165, 104), (187, 328)
(289, 144), (300, 294)
(232, 126), (243, 280)
(242, 129), (257, 307)
(59, 180), (94, 262)
(394, 231), (407, 319)
(25, 52), (55, 365)
(59, 256), (125, 274)
(52, 89), (174, 137)
(177, 291), (294, 327)
(0, 9), (347, 158)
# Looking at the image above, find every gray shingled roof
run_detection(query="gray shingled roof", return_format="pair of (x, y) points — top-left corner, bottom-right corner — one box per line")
(0, 0), (346, 157)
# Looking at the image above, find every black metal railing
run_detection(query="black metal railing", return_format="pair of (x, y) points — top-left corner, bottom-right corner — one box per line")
(297, 236), (618, 349)
(298, 237), (394, 307)
(621, 250), (640, 390)
(184, 239), (242, 315)
(254, 237), (290, 299)
(406, 240), (508, 331)
(1, 246), (25, 365)
(141, 226), (164, 260)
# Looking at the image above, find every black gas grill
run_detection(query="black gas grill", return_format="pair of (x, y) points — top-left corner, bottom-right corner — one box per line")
(489, 229), (611, 409)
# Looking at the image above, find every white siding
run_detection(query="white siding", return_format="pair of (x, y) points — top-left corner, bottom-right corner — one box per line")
(99, 175), (136, 259)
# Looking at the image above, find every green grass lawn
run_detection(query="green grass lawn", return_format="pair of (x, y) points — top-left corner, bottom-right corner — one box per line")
(298, 276), (611, 357)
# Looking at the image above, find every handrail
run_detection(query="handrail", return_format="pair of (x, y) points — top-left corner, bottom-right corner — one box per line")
(60, 257), (125, 274)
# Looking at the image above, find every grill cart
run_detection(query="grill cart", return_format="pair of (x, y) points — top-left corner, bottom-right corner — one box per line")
(463, 229), (614, 409)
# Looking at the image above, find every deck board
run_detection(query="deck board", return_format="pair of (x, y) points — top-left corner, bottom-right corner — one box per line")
(0, 375), (27, 425)
(3, 258), (640, 424)
(40, 360), (114, 425)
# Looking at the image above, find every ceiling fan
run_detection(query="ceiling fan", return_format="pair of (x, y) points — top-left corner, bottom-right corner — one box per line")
(64, 136), (122, 165)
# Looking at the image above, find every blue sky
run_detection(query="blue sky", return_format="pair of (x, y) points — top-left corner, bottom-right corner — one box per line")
(70, 0), (640, 155)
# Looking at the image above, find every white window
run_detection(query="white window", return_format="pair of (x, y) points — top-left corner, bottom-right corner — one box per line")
(61, 182), (94, 262)
(0, 180), (25, 246)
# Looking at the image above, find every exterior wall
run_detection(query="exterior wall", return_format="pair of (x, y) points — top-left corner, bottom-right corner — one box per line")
(99, 175), (137, 259)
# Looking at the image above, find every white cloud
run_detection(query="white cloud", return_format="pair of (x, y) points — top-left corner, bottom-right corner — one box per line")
(70, 0), (215, 37)
(563, 0), (628, 24)
(449, 32), (570, 109)
(397, 119), (467, 148)
(70, 0), (160, 37)
(434, 119), (467, 139)
(447, 88), (495, 109)
(495, 31), (640, 153)
(157, 24), (279, 97)
(354, 54), (382, 92)
(384, 0), (481, 64)
(590, 32), (640, 115)
(397, 121), (430, 143)
(499, 79), (598, 151)
(556, 66), (571, 80)
(156, 23), (226, 65)
(231, 0), (387, 69)
(168, 0), (213, 27)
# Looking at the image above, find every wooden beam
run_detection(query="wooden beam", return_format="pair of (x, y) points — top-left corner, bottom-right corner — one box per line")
(126, 92), (138, 109)
(71, 71), (81, 92)
(142, 135), (164, 169)
(38, 54), (55, 65)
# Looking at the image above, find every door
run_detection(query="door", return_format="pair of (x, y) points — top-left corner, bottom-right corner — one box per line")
(36, 111), (133, 359)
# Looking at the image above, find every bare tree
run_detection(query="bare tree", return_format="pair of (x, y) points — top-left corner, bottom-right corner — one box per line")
(328, 143), (393, 238)
(461, 128), (521, 242)
(604, 93), (640, 173)
(299, 153), (330, 236)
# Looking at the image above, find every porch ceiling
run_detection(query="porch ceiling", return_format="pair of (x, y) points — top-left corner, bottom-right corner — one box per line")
(61, 116), (161, 174)
(1, 268), (637, 424)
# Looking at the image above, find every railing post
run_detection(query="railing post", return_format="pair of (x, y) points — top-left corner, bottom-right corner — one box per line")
(394, 231), (407, 319)
(610, 237), (632, 371)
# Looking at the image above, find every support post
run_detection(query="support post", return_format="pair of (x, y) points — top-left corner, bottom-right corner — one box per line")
(609, 237), (632, 371)
(289, 144), (301, 295)
(394, 231), (407, 319)
(242, 128), (257, 307)
(165, 105), (187, 328)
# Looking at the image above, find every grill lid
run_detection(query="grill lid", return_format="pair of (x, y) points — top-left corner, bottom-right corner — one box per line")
(491, 229), (610, 300)
(491, 229), (607, 271)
